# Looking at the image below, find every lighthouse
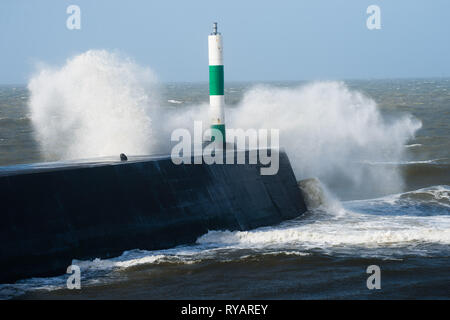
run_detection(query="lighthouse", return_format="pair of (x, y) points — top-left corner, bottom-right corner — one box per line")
(208, 22), (225, 143)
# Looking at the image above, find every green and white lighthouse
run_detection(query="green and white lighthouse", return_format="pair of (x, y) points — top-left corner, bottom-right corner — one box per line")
(208, 22), (225, 143)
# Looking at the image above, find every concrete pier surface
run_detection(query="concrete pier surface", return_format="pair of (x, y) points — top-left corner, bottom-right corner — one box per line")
(0, 150), (306, 283)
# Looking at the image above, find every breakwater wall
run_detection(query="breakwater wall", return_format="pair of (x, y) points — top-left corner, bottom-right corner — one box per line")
(0, 150), (306, 283)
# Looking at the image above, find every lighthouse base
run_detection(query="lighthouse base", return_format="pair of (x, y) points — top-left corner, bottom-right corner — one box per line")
(210, 124), (226, 143)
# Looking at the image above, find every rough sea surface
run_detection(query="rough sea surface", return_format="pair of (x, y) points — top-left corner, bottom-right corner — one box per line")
(0, 79), (449, 299)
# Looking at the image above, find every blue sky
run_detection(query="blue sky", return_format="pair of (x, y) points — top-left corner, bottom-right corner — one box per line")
(0, 0), (449, 84)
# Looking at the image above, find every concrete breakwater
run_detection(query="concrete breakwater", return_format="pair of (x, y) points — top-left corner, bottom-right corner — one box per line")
(0, 150), (306, 283)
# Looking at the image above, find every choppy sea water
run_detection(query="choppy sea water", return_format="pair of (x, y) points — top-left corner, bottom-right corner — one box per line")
(0, 78), (449, 299)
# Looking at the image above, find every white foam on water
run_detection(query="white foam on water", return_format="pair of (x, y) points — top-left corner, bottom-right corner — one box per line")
(228, 82), (422, 198)
(28, 50), (159, 160)
(27, 50), (209, 160)
(167, 99), (183, 104)
(361, 159), (442, 165)
(196, 184), (450, 252)
(298, 177), (344, 215)
(349, 185), (450, 209)
(197, 214), (450, 248)
(405, 144), (422, 148)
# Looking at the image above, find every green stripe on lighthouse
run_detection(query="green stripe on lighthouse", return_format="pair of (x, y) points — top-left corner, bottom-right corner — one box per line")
(209, 65), (224, 95)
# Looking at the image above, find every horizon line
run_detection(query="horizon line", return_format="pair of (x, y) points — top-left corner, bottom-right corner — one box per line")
(1, 76), (450, 87)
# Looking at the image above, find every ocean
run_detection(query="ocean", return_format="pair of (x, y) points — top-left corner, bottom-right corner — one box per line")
(0, 76), (449, 299)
